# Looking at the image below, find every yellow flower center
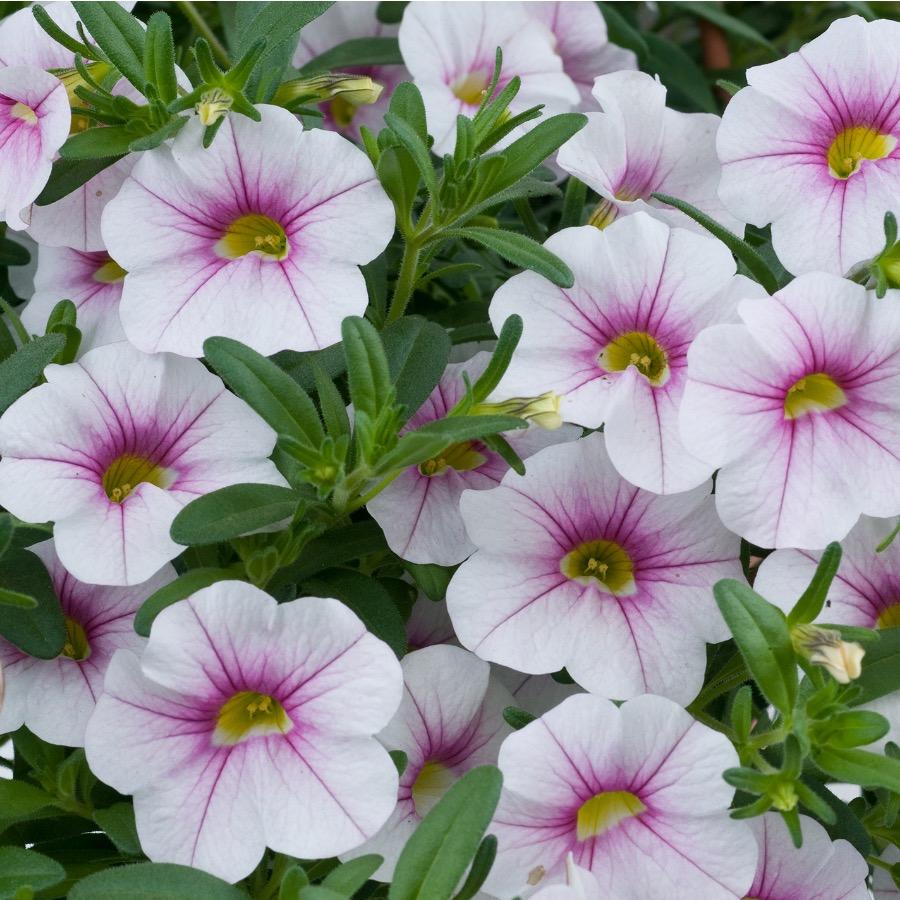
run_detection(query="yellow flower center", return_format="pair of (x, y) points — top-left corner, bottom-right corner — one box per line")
(102, 454), (170, 503)
(10, 102), (37, 125)
(561, 539), (636, 596)
(827, 125), (896, 179)
(418, 441), (487, 477)
(576, 790), (646, 841)
(216, 214), (289, 261)
(876, 604), (900, 629)
(598, 331), (669, 386)
(411, 760), (456, 817)
(61, 616), (90, 661)
(213, 691), (292, 746)
(92, 256), (127, 284)
(588, 197), (619, 230)
(783, 373), (846, 420)
(452, 71), (489, 106)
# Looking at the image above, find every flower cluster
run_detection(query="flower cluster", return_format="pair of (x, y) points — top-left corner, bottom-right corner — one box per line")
(0, 3), (897, 900)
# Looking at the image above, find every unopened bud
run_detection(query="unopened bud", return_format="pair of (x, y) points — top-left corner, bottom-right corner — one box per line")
(51, 62), (112, 107)
(473, 392), (563, 430)
(792, 624), (865, 684)
(274, 73), (383, 107)
(769, 780), (798, 812)
(196, 88), (233, 126)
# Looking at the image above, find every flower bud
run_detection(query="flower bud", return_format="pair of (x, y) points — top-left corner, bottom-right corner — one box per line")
(472, 392), (563, 430)
(196, 87), (233, 127)
(792, 624), (865, 684)
(274, 73), (383, 107)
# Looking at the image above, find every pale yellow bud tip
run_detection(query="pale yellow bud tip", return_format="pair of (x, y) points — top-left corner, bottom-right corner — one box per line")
(471, 392), (564, 430)
(792, 624), (865, 684)
(196, 88), (233, 127)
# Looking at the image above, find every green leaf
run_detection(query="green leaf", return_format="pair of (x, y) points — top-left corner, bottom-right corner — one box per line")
(714, 579), (797, 716)
(69, 863), (249, 899)
(134, 567), (240, 636)
(237, 2), (332, 55)
(788, 542), (842, 626)
(0, 334), (65, 415)
(0, 848), (65, 900)
(35, 156), (120, 206)
(0, 549), (65, 659)
(814, 710), (890, 749)
(389, 766), (502, 900)
(812, 746), (900, 793)
(451, 834), (497, 900)
(390, 750), (408, 776)
(170, 483), (297, 545)
(0, 238), (31, 267)
(389, 81), (428, 142)
(673, 2), (775, 50)
(644, 33), (716, 113)
(652, 192), (780, 293)
(798, 779), (871, 858)
(321, 856), (383, 894)
(405, 562), (452, 602)
(278, 866), (309, 899)
(144, 12), (178, 104)
(203, 337), (325, 448)
(73, 1), (146, 92)
(342, 316), (393, 422)
(0, 781), (55, 828)
(503, 706), (536, 730)
(443, 227), (573, 288)
(297, 36), (402, 73)
(382, 316), (451, 421)
(596, 2), (648, 60)
(0, 514), (13, 560)
(376, 1), (407, 25)
(304, 569), (406, 658)
(60, 125), (139, 161)
(94, 803), (142, 856)
(469, 314), (522, 403)
(849, 626), (900, 705)
(128, 115), (188, 152)
(0, 589), (38, 610)
(385, 112), (436, 197)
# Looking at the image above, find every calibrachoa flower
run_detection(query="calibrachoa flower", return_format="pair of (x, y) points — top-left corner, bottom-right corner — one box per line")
(0, 66), (69, 230)
(367, 352), (576, 566)
(485, 694), (756, 899)
(446, 433), (741, 704)
(0, 540), (173, 747)
(492, 214), (758, 493)
(557, 71), (741, 233)
(717, 15), (900, 276)
(527, 1), (636, 110)
(680, 273), (900, 549)
(397, 0), (579, 155)
(406, 594), (456, 650)
(743, 814), (869, 900)
(0, 342), (285, 585)
(348, 644), (513, 880)
(84, 582), (403, 883)
(292, 1), (409, 140)
(22, 245), (128, 352)
(101, 105), (395, 357)
(532, 853), (604, 900)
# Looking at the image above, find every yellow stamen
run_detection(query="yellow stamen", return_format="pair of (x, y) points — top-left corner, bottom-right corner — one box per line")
(102, 454), (170, 503)
(588, 197), (619, 230)
(216, 214), (289, 261)
(214, 690), (292, 746)
(576, 790), (645, 841)
(452, 71), (489, 106)
(411, 760), (456, 817)
(876, 604), (900, 629)
(599, 331), (669, 386)
(561, 539), (636, 596)
(61, 616), (90, 661)
(419, 441), (487, 477)
(10, 102), (37, 125)
(783, 373), (846, 419)
(827, 125), (896, 179)
(93, 256), (127, 284)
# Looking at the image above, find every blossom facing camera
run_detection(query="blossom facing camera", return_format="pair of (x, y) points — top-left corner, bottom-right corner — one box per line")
(680, 273), (900, 549)
(0, 343), (286, 585)
(485, 694), (757, 899)
(345, 644), (514, 880)
(791, 624), (865, 684)
(491, 214), (761, 494)
(0, 541), (174, 747)
(84, 582), (403, 883)
(557, 70), (741, 234)
(397, 0), (579, 154)
(101, 105), (395, 356)
(446, 432), (741, 705)
(717, 15), (900, 276)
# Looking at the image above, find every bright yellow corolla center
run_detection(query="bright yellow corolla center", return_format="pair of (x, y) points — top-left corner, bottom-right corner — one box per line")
(93, 257), (127, 284)
(828, 125), (896, 179)
(61, 616), (90, 661)
(102, 454), (169, 503)
(412, 760), (456, 817)
(419, 441), (487, 477)
(216, 214), (289, 261)
(10, 102), (37, 125)
(452, 71), (489, 106)
(213, 691), (292, 746)
(599, 331), (669, 386)
(783, 373), (846, 420)
(561, 539), (636, 596)
(576, 790), (646, 841)
(877, 605), (900, 629)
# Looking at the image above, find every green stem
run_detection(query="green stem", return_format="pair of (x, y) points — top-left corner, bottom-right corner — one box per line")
(868, 854), (894, 872)
(387, 240), (421, 322)
(0, 297), (31, 345)
(514, 198), (545, 242)
(177, 1), (230, 68)
(346, 468), (404, 514)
